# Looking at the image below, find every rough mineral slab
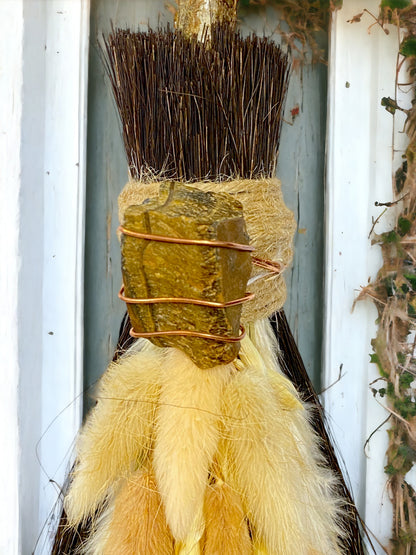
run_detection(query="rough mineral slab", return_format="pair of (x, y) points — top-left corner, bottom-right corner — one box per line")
(121, 182), (252, 368)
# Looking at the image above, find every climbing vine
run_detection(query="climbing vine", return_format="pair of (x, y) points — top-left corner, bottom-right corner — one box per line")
(354, 2), (416, 552)
(238, 0), (342, 61)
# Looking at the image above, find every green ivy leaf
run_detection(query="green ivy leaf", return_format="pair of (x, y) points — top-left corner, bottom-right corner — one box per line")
(397, 352), (406, 364)
(382, 230), (399, 243)
(398, 216), (412, 236)
(408, 297), (416, 317)
(399, 372), (414, 389)
(395, 162), (407, 194)
(385, 462), (399, 475)
(381, 0), (412, 9)
(319, 0), (343, 8)
(404, 274), (416, 290)
(400, 37), (416, 58)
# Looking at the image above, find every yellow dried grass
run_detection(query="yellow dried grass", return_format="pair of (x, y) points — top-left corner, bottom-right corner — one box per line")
(103, 469), (173, 555)
(64, 344), (164, 525)
(218, 333), (345, 554)
(64, 321), (344, 553)
(174, 512), (205, 555)
(252, 544), (269, 555)
(154, 348), (233, 542)
(244, 319), (302, 411)
(202, 478), (252, 555)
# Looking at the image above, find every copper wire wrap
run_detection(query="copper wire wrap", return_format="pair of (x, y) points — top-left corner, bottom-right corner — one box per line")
(119, 225), (254, 342)
(251, 256), (284, 275)
(128, 326), (246, 342)
(119, 225), (283, 275)
(118, 285), (255, 308)
(118, 225), (255, 252)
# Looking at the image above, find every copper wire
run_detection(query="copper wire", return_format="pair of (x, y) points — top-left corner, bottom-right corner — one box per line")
(118, 225), (281, 343)
(118, 225), (255, 252)
(129, 325), (246, 342)
(118, 285), (254, 307)
(252, 256), (284, 275)
(119, 226), (283, 276)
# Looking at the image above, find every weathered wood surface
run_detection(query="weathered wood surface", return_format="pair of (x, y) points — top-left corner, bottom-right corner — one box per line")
(83, 0), (171, 404)
(121, 183), (251, 368)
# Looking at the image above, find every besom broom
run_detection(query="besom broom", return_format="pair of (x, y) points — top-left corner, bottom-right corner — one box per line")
(52, 2), (367, 553)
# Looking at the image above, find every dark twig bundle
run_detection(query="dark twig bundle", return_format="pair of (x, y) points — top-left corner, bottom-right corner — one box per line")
(103, 24), (290, 181)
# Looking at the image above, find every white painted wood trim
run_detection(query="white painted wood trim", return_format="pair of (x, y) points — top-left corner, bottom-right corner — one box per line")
(0, 2), (24, 553)
(324, 1), (408, 552)
(0, 1), (90, 552)
(37, 3), (90, 552)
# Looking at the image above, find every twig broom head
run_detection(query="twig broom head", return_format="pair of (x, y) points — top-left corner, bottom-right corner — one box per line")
(103, 23), (290, 182)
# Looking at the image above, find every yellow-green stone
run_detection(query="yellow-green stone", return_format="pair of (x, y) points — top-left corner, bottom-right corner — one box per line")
(121, 182), (252, 368)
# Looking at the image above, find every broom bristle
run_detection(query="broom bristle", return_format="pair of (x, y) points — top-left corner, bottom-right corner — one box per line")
(103, 24), (290, 182)
(52, 18), (369, 554)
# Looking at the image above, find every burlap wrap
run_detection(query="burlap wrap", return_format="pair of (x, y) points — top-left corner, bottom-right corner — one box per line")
(118, 178), (296, 322)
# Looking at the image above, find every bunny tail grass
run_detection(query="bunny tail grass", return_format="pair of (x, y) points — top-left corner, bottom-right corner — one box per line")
(219, 334), (345, 554)
(154, 348), (233, 542)
(174, 512), (205, 555)
(64, 344), (165, 525)
(252, 544), (269, 555)
(202, 478), (252, 555)
(83, 468), (174, 555)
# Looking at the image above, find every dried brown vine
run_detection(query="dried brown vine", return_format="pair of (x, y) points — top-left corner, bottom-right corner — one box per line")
(238, 0), (342, 62)
(169, 1), (342, 62)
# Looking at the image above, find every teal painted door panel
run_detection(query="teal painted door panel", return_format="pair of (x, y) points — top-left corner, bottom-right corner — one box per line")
(83, 0), (171, 408)
(280, 62), (327, 390)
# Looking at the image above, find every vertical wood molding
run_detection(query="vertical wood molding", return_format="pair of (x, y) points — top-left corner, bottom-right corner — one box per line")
(324, 1), (406, 550)
(0, 1), (24, 553)
(0, 1), (90, 552)
(37, 3), (90, 552)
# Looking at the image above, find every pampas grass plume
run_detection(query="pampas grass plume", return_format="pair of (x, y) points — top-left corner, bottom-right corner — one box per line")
(203, 479), (252, 555)
(174, 524), (203, 555)
(102, 469), (173, 555)
(65, 345), (164, 525)
(219, 334), (344, 554)
(252, 544), (269, 555)
(154, 348), (233, 542)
